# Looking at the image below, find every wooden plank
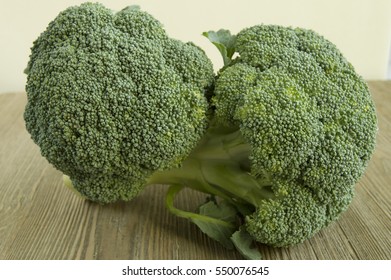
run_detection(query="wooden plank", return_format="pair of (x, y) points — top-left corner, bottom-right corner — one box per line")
(0, 81), (390, 259)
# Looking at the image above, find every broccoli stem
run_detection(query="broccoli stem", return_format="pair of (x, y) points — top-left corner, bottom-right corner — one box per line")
(147, 124), (275, 207)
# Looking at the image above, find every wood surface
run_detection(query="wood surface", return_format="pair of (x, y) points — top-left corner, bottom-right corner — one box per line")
(0, 81), (390, 260)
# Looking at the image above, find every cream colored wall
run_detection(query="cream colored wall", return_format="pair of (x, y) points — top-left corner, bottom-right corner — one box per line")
(1, 0), (391, 93)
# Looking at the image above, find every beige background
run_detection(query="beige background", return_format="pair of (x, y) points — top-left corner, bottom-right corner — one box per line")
(1, 0), (391, 94)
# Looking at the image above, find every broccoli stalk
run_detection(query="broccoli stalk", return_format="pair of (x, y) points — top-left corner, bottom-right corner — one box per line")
(148, 125), (274, 205)
(147, 124), (272, 259)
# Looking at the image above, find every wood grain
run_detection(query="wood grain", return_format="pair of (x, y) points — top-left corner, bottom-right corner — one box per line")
(0, 81), (390, 260)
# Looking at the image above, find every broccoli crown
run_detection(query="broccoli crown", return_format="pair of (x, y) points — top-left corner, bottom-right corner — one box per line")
(211, 25), (377, 246)
(24, 3), (214, 203)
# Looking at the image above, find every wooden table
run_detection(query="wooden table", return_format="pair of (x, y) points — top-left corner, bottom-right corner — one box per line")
(0, 81), (390, 260)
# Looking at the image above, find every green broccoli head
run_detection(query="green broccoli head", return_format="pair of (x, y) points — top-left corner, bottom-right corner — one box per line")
(207, 25), (377, 246)
(24, 3), (214, 203)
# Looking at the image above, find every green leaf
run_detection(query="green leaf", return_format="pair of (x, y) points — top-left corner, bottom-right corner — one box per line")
(193, 199), (239, 249)
(231, 227), (262, 260)
(165, 185), (238, 249)
(198, 199), (238, 224)
(203, 29), (236, 66)
(191, 218), (235, 249)
(166, 186), (262, 259)
(121, 5), (140, 12)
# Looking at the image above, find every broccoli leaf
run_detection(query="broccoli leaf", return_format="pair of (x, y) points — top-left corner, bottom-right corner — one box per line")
(231, 227), (262, 260)
(165, 185), (238, 249)
(121, 5), (140, 12)
(193, 199), (239, 249)
(203, 29), (236, 66)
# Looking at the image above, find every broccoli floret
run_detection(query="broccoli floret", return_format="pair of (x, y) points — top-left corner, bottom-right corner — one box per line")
(149, 25), (377, 253)
(203, 26), (377, 247)
(24, 3), (214, 203)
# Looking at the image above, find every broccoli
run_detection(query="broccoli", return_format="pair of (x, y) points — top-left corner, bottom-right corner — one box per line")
(25, 3), (377, 259)
(24, 3), (214, 203)
(148, 25), (377, 255)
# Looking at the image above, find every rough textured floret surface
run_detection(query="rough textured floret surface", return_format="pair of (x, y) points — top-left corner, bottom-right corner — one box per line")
(212, 25), (377, 246)
(24, 3), (214, 203)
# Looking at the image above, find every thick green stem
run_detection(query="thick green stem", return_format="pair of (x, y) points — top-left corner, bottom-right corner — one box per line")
(147, 156), (236, 202)
(147, 125), (274, 207)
